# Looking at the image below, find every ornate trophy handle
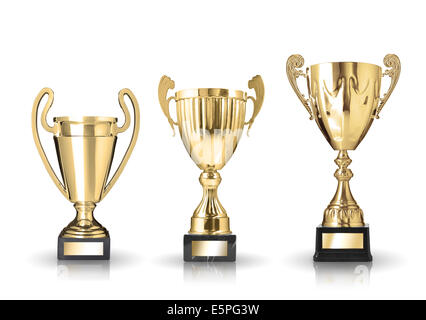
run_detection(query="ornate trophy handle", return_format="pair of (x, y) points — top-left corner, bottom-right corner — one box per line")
(158, 75), (178, 136)
(101, 88), (140, 200)
(286, 54), (313, 120)
(31, 88), (68, 198)
(245, 75), (265, 136)
(375, 54), (401, 119)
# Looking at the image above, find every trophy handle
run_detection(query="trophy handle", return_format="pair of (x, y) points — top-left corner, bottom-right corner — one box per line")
(245, 75), (265, 136)
(158, 75), (178, 136)
(375, 54), (401, 119)
(101, 88), (140, 200)
(286, 54), (313, 120)
(31, 88), (68, 198)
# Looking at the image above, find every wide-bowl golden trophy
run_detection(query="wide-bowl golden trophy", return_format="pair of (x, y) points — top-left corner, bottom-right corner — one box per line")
(32, 88), (140, 260)
(158, 75), (264, 261)
(286, 54), (400, 262)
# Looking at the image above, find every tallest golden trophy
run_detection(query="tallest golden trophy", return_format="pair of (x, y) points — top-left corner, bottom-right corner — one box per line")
(286, 54), (400, 262)
(159, 74), (264, 262)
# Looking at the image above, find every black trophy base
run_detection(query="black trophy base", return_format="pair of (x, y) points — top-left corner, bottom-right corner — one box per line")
(314, 225), (372, 262)
(184, 234), (236, 262)
(58, 237), (110, 260)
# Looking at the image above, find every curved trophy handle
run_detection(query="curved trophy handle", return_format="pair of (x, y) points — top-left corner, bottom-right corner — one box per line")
(31, 88), (68, 198)
(115, 89), (132, 134)
(245, 75), (265, 136)
(286, 54), (313, 120)
(158, 75), (178, 136)
(101, 88), (140, 200)
(375, 54), (401, 119)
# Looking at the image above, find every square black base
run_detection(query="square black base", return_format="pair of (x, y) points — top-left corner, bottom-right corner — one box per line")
(184, 234), (236, 262)
(58, 237), (110, 260)
(314, 225), (372, 262)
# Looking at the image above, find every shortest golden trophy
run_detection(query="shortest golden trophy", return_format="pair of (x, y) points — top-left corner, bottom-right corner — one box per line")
(32, 88), (140, 260)
(286, 54), (400, 262)
(159, 75), (264, 261)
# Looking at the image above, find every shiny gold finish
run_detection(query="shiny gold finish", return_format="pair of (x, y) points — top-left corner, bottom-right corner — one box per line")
(323, 151), (363, 227)
(377, 54), (401, 119)
(322, 233), (364, 249)
(159, 75), (264, 235)
(32, 88), (140, 239)
(191, 171), (230, 234)
(63, 242), (104, 256)
(287, 54), (400, 227)
(286, 54), (313, 120)
(192, 241), (228, 257)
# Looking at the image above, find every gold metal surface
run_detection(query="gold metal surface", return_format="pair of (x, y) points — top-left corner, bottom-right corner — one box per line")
(287, 54), (400, 227)
(192, 241), (228, 257)
(322, 233), (364, 249)
(323, 150), (364, 227)
(63, 242), (104, 256)
(32, 88), (140, 239)
(159, 75), (264, 235)
(176, 88), (246, 100)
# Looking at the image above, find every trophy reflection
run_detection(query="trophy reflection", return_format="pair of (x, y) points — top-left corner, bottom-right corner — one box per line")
(314, 262), (372, 286)
(184, 262), (236, 283)
(158, 75), (264, 262)
(286, 54), (400, 262)
(57, 260), (110, 280)
(32, 88), (140, 260)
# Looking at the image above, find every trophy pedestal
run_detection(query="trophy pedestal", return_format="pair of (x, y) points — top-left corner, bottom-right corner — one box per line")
(58, 237), (110, 260)
(314, 225), (372, 262)
(184, 234), (236, 262)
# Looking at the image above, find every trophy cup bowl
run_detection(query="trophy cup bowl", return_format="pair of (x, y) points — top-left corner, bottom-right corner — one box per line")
(32, 88), (140, 260)
(286, 54), (400, 262)
(159, 75), (264, 261)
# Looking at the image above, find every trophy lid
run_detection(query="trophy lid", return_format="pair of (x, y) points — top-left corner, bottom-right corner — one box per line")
(176, 88), (247, 100)
(53, 116), (119, 137)
(53, 116), (118, 123)
(309, 61), (382, 71)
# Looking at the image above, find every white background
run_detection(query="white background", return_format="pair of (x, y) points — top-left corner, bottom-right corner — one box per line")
(0, 0), (421, 299)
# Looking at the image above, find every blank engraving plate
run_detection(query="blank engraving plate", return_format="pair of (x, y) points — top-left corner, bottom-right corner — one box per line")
(322, 233), (364, 249)
(63, 242), (104, 256)
(192, 241), (228, 257)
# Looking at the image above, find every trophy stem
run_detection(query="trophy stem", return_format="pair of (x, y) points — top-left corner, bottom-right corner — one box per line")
(60, 201), (109, 239)
(322, 150), (365, 227)
(75, 201), (96, 222)
(189, 170), (231, 235)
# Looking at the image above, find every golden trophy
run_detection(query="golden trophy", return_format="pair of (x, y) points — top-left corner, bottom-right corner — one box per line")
(32, 88), (140, 260)
(158, 75), (264, 261)
(286, 54), (400, 262)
